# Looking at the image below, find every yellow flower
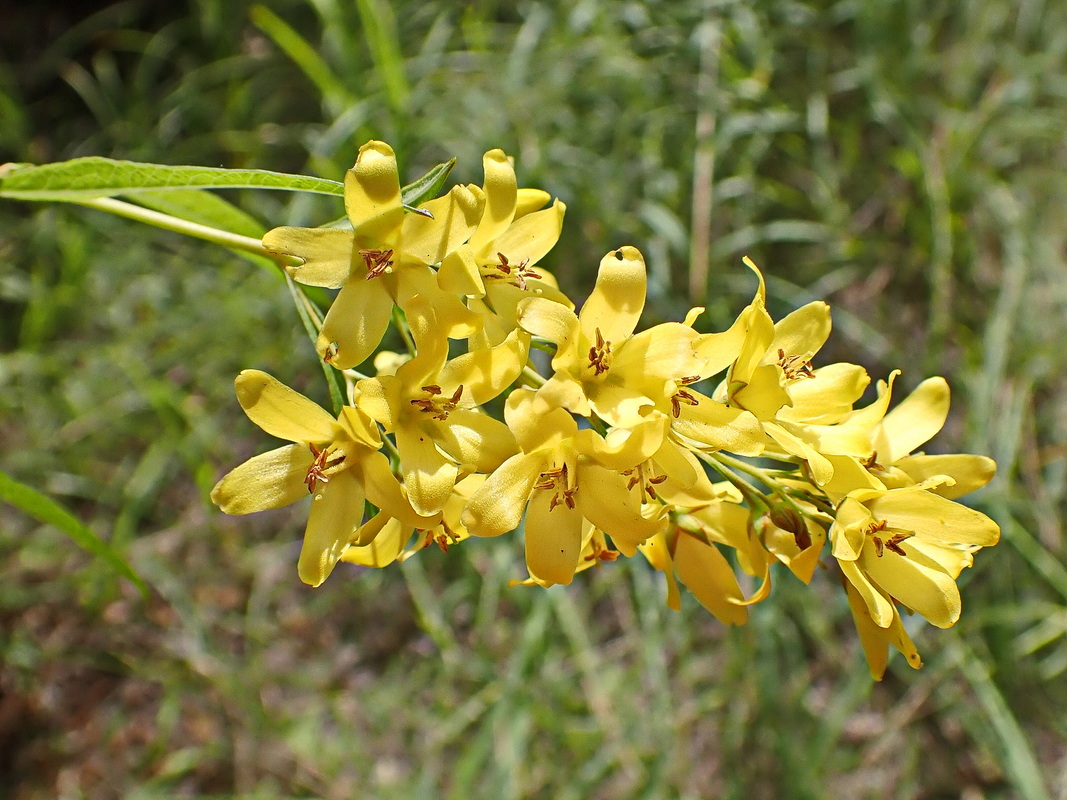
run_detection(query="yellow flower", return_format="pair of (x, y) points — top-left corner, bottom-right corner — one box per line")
(355, 296), (525, 516)
(263, 140), (484, 368)
(518, 246), (708, 428)
(210, 370), (435, 586)
(830, 486), (999, 629)
(461, 388), (662, 586)
(819, 376), (997, 501)
(708, 260), (885, 482)
(436, 149), (571, 348)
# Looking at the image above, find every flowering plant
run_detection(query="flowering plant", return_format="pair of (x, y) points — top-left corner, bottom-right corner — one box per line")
(0, 141), (999, 679)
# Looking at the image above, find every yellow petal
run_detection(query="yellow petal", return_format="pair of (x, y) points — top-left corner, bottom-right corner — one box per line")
(342, 515), (412, 568)
(895, 454), (996, 499)
(762, 514), (826, 585)
(763, 421), (834, 485)
(638, 533), (682, 611)
(504, 389), (578, 453)
(436, 408), (518, 473)
(671, 393), (765, 455)
(574, 463), (659, 551)
(843, 579), (922, 680)
(819, 455), (885, 502)
(838, 558), (895, 628)
(263, 227), (354, 288)
(729, 304), (776, 386)
(612, 322), (704, 381)
(397, 267), (480, 338)
(769, 301), (831, 363)
(829, 496), (873, 561)
(211, 444), (312, 514)
(355, 376), (401, 432)
(360, 449), (438, 529)
(514, 188), (551, 217)
(524, 483), (584, 586)
(461, 451), (548, 537)
(731, 364), (791, 420)
(438, 245), (484, 296)
(468, 149), (517, 252)
(694, 307), (753, 379)
(345, 140), (404, 242)
(578, 246), (647, 344)
(778, 362), (870, 425)
(861, 544), (961, 628)
(575, 415), (668, 472)
(673, 532), (748, 625)
(400, 184), (484, 265)
(234, 370), (338, 443)
(317, 277), (393, 369)
(491, 199), (566, 266)
(299, 468), (366, 586)
(396, 424), (459, 517)
(518, 295), (581, 363)
(866, 489), (1000, 547)
(438, 328), (530, 406)
(877, 377), (949, 463)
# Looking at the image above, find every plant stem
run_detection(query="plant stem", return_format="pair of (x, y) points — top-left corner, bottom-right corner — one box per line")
(75, 197), (290, 265)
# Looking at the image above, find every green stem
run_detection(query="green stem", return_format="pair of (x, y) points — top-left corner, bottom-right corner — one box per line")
(521, 365), (546, 388)
(75, 197), (290, 265)
(391, 306), (416, 356)
(693, 449), (767, 510)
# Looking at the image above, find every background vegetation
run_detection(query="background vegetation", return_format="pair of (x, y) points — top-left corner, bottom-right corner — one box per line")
(1, 0), (1065, 797)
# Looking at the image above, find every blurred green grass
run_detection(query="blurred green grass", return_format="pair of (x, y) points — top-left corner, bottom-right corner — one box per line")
(1, 0), (1065, 797)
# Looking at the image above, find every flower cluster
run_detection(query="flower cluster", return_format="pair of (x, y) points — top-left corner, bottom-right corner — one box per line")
(211, 141), (999, 679)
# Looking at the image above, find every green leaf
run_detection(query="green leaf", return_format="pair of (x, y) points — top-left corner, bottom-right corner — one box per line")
(0, 158), (344, 202)
(401, 159), (456, 208)
(0, 470), (150, 598)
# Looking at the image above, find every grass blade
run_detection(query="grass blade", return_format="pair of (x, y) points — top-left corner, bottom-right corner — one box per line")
(0, 470), (150, 598)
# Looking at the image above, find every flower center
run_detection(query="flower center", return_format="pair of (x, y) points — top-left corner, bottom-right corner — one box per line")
(409, 384), (463, 421)
(534, 462), (578, 511)
(865, 518), (912, 557)
(777, 348), (815, 380)
(583, 534), (620, 564)
(621, 461), (668, 501)
(359, 248), (394, 279)
(305, 443), (346, 493)
(483, 252), (542, 291)
(587, 327), (612, 376)
(670, 375), (701, 417)
(418, 521), (462, 553)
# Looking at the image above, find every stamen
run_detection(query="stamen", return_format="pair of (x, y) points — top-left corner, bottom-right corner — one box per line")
(588, 327), (611, 375)
(484, 252), (542, 291)
(305, 443), (345, 493)
(359, 248), (394, 279)
(777, 348), (815, 380)
(409, 384), (464, 421)
(536, 463), (577, 511)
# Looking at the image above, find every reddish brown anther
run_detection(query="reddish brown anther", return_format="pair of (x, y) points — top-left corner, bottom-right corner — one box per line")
(409, 384), (464, 421)
(305, 443), (345, 493)
(485, 252), (542, 291)
(588, 327), (611, 376)
(359, 248), (394, 279)
(537, 463), (577, 511)
(777, 348), (815, 380)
